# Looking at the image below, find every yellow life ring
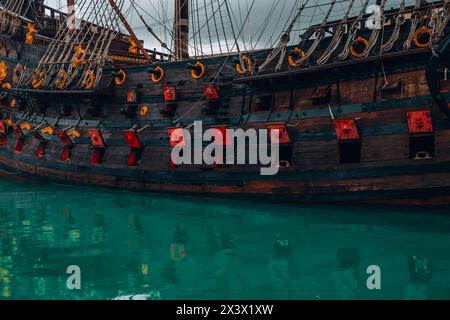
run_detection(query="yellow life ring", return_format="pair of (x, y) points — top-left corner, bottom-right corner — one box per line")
(288, 48), (306, 68)
(350, 36), (369, 58)
(115, 69), (126, 86)
(413, 25), (431, 48)
(236, 55), (254, 75)
(84, 70), (95, 90)
(151, 66), (165, 84)
(0, 61), (7, 83)
(31, 68), (45, 89)
(191, 61), (206, 79)
(139, 105), (149, 117)
(55, 69), (68, 89)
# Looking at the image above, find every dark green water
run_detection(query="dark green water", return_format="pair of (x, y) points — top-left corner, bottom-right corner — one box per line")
(0, 178), (450, 300)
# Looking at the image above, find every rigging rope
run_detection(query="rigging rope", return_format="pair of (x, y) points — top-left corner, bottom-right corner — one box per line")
(404, 0), (422, 50)
(317, 0), (356, 65)
(381, 0), (406, 52)
(338, 0), (370, 60)
(257, 0), (306, 73)
(20, 0), (124, 90)
(295, 0), (338, 66)
(358, 0), (387, 58)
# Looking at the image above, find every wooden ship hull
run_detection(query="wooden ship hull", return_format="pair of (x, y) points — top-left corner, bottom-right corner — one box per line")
(0, 0), (449, 206)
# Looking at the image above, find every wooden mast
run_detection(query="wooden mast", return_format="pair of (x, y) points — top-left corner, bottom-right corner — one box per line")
(174, 0), (190, 60)
(107, 0), (151, 62)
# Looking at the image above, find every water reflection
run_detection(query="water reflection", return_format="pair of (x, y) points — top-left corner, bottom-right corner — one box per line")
(0, 179), (450, 300)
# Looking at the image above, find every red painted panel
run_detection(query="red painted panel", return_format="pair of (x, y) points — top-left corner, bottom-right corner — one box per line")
(266, 123), (291, 144)
(36, 141), (48, 158)
(333, 119), (360, 140)
(407, 110), (433, 134)
(168, 128), (185, 147)
(204, 85), (220, 100)
(128, 150), (139, 167)
(57, 130), (74, 146)
(15, 137), (25, 153)
(127, 89), (137, 104)
(91, 148), (103, 164)
(0, 121), (6, 135)
(60, 146), (71, 161)
(164, 86), (176, 102)
(123, 130), (142, 149)
(88, 129), (105, 147)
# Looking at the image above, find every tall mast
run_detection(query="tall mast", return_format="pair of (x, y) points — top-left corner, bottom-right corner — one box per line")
(174, 0), (190, 60)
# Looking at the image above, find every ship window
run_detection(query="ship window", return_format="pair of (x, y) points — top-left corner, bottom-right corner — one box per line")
(339, 141), (361, 164)
(409, 134), (435, 160)
(308, 85), (332, 106)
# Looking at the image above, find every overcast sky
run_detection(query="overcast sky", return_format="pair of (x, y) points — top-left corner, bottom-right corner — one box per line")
(44, 0), (419, 55)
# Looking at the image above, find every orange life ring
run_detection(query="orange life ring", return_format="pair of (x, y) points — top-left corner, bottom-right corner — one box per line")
(139, 105), (149, 116)
(236, 55), (254, 75)
(55, 69), (68, 89)
(350, 36), (368, 58)
(288, 48), (306, 68)
(115, 69), (126, 86)
(31, 68), (45, 89)
(413, 26), (431, 48)
(84, 70), (95, 90)
(191, 61), (206, 79)
(151, 66), (164, 84)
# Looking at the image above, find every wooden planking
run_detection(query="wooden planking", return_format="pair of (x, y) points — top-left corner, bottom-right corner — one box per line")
(361, 134), (409, 162)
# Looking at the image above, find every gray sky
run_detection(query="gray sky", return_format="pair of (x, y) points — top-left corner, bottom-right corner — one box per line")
(44, 0), (418, 55)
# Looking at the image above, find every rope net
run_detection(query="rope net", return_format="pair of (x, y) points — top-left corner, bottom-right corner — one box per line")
(20, 0), (127, 91)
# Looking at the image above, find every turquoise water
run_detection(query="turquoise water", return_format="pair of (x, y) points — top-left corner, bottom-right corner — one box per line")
(0, 178), (450, 300)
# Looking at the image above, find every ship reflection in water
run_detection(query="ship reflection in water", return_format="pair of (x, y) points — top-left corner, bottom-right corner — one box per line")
(1, 178), (450, 300)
